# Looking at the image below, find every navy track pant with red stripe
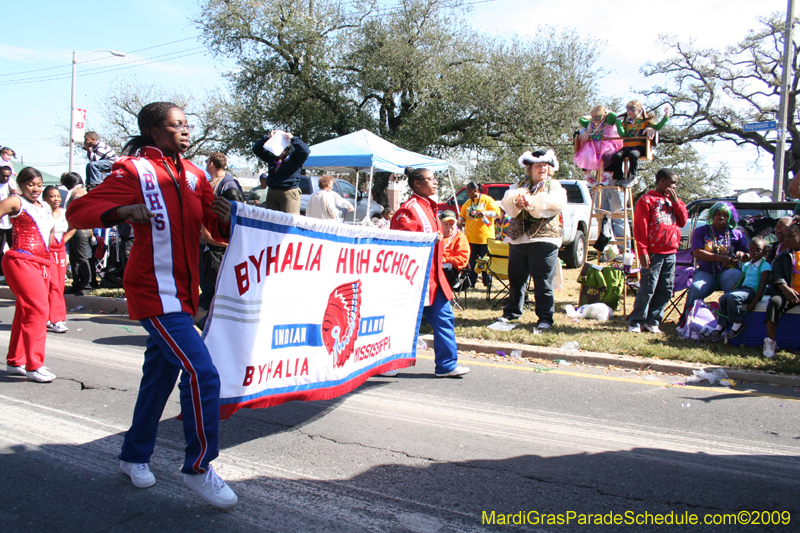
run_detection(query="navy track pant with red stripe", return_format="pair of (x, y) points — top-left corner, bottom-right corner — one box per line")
(119, 312), (220, 474)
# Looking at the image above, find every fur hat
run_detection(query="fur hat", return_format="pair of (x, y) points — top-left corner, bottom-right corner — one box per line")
(518, 149), (559, 172)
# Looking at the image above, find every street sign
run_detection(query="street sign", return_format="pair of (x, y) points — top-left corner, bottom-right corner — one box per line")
(743, 120), (777, 132)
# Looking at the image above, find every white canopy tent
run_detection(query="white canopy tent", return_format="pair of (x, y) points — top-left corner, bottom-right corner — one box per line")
(303, 129), (455, 223)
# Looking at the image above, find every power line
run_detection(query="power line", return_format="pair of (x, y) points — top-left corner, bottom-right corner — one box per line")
(0, 138), (53, 141)
(0, 47), (207, 86)
(0, 37), (200, 78)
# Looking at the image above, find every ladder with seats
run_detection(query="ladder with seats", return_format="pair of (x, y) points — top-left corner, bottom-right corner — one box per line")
(574, 135), (657, 315)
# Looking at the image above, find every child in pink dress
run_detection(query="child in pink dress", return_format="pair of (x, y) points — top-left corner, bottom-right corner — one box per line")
(574, 105), (623, 187)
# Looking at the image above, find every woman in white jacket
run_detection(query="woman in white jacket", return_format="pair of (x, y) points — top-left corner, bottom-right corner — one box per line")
(306, 175), (353, 220)
(498, 150), (567, 329)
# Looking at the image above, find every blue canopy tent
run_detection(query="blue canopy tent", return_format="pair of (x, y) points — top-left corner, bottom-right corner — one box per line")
(303, 129), (453, 223)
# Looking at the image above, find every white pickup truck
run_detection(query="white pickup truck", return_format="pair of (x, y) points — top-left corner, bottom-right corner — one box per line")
(437, 180), (595, 268)
(558, 180), (595, 269)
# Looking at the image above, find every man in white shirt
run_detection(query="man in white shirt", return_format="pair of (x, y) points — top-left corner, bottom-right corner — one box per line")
(306, 175), (353, 220)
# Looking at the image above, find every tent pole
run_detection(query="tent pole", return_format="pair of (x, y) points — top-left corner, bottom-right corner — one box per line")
(353, 167), (359, 224)
(365, 166), (374, 225)
(447, 168), (458, 215)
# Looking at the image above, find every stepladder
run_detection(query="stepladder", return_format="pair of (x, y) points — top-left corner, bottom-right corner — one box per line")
(583, 178), (640, 315)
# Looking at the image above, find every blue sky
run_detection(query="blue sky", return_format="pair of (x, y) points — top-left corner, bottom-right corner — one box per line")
(0, 0), (786, 191)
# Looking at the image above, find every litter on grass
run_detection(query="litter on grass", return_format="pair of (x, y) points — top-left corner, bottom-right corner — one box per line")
(487, 321), (517, 331)
(564, 303), (613, 322)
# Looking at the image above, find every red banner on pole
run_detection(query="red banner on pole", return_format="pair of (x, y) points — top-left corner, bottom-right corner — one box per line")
(71, 108), (86, 143)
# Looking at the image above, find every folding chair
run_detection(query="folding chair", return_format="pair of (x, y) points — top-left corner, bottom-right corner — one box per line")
(662, 249), (695, 323)
(473, 238), (514, 308)
(448, 269), (472, 310)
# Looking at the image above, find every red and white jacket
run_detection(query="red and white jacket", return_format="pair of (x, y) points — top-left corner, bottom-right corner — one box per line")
(391, 193), (453, 305)
(633, 189), (688, 257)
(66, 146), (228, 320)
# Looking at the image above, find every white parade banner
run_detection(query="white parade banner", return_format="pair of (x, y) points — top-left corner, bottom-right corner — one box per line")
(71, 108), (86, 143)
(203, 203), (436, 419)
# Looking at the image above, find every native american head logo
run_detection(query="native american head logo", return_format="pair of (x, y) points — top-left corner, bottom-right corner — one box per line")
(186, 173), (198, 192)
(322, 280), (362, 368)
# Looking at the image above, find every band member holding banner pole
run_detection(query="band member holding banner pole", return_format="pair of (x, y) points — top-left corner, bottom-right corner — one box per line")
(391, 167), (470, 378)
(67, 102), (238, 509)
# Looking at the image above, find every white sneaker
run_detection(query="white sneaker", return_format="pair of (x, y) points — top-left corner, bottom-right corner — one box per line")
(26, 366), (56, 383)
(183, 464), (238, 509)
(435, 365), (470, 378)
(642, 323), (662, 334)
(379, 370), (398, 377)
(120, 460), (156, 488)
(763, 338), (777, 359)
(628, 324), (642, 333)
(50, 321), (68, 333)
(6, 364), (26, 376)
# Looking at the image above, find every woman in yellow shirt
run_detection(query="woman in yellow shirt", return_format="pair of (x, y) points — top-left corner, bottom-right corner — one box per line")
(459, 182), (500, 288)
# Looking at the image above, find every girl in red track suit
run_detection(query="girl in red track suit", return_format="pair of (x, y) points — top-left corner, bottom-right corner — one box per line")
(67, 102), (237, 509)
(1, 167), (56, 383)
(44, 186), (75, 334)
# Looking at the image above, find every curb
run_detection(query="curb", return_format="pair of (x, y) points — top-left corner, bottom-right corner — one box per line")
(2, 287), (796, 388)
(419, 334), (800, 388)
(0, 287), (128, 315)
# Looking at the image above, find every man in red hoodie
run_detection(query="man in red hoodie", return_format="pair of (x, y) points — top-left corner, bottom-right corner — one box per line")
(629, 168), (688, 333)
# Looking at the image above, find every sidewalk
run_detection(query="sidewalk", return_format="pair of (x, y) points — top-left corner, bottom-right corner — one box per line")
(0, 287), (128, 315)
(3, 287), (797, 388)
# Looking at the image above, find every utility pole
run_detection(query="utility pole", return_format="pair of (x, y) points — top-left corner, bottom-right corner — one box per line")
(774, 0), (795, 200)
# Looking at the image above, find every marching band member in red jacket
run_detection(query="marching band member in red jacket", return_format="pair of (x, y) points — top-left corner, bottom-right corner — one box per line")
(67, 102), (237, 509)
(391, 167), (469, 378)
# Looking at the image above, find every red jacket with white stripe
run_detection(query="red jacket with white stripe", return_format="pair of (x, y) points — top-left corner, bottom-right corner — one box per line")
(391, 193), (453, 305)
(66, 146), (228, 320)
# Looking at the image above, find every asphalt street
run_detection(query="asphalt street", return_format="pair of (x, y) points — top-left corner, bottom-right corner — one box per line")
(0, 302), (798, 532)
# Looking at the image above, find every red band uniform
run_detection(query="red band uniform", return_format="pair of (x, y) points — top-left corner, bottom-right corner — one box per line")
(67, 146), (229, 475)
(4, 197), (54, 373)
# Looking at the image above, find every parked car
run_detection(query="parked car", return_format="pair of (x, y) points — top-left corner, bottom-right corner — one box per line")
(438, 180), (595, 268)
(298, 175), (385, 224)
(680, 197), (798, 249)
(436, 183), (509, 213)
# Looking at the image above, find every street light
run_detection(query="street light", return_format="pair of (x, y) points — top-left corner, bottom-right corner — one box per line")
(69, 49), (126, 173)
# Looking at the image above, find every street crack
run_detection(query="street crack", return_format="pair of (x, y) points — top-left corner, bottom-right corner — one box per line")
(62, 378), (130, 392)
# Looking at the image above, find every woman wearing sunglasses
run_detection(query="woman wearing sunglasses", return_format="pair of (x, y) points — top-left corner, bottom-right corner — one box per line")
(67, 102), (237, 510)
